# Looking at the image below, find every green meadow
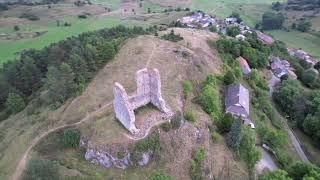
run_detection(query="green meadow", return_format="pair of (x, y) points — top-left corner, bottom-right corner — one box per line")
(0, 16), (145, 64)
(191, 0), (285, 27)
(267, 30), (320, 59)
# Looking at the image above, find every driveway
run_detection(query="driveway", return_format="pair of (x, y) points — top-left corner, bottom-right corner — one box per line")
(256, 147), (278, 174)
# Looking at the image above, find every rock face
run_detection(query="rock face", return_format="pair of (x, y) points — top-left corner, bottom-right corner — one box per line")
(113, 68), (170, 134)
(81, 139), (150, 169)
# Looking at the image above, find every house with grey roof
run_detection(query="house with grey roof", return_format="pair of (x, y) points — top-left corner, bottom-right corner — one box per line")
(225, 84), (250, 121)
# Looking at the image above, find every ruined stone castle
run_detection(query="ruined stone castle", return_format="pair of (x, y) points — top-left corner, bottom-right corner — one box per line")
(113, 68), (170, 134)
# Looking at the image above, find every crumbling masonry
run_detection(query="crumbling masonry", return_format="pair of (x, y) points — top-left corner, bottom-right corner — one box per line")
(113, 68), (170, 134)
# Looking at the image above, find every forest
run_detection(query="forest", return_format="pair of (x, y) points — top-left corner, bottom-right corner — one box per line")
(0, 25), (154, 120)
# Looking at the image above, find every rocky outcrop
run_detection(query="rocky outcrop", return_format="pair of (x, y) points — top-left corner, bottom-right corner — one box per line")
(113, 68), (171, 134)
(81, 139), (151, 169)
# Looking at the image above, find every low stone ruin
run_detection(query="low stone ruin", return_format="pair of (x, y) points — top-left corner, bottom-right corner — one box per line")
(113, 68), (170, 134)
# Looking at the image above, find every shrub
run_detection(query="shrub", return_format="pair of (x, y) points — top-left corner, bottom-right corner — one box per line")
(62, 128), (80, 148)
(190, 147), (206, 180)
(182, 80), (192, 99)
(5, 93), (26, 114)
(215, 113), (234, 133)
(78, 14), (87, 19)
(14, 25), (20, 31)
(198, 76), (221, 120)
(22, 159), (59, 180)
(131, 132), (160, 166)
(19, 13), (40, 21)
(149, 171), (173, 180)
(210, 131), (220, 143)
(161, 122), (172, 132)
(171, 112), (182, 129)
(184, 110), (195, 122)
(223, 70), (236, 85)
(161, 30), (183, 42)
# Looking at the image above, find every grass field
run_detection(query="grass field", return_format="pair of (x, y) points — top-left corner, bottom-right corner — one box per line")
(267, 30), (320, 58)
(89, 0), (121, 10)
(191, 0), (285, 27)
(0, 16), (146, 64)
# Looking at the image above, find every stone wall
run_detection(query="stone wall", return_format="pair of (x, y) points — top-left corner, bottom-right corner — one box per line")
(113, 68), (170, 134)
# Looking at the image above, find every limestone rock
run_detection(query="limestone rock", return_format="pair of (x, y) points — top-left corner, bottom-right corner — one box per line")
(138, 152), (151, 166)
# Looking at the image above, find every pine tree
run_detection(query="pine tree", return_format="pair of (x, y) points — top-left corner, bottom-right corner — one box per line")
(227, 119), (242, 151)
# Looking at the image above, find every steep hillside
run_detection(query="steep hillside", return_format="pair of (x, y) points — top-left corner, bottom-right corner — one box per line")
(0, 28), (251, 180)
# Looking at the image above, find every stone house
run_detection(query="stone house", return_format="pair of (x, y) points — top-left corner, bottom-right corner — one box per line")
(269, 56), (296, 78)
(225, 84), (250, 124)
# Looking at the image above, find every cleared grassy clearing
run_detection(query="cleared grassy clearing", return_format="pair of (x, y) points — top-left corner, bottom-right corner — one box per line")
(90, 0), (121, 9)
(267, 30), (320, 58)
(0, 16), (146, 64)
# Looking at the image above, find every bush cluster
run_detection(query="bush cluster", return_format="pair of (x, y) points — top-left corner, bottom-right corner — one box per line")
(23, 159), (59, 180)
(62, 128), (81, 148)
(190, 147), (206, 180)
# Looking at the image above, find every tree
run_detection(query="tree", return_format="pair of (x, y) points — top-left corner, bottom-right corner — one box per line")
(257, 51), (268, 68)
(259, 170), (292, 180)
(226, 119), (242, 151)
(242, 47), (258, 68)
(216, 113), (234, 133)
(297, 21), (312, 32)
(231, 12), (242, 23)
(44, 63), (78, 105)
(240, 126), (261, 170)
(273, 80), (303, 116)
(14, 25), (20, 31)
(302, 69), (318, 88)
(22, 159), (59, 180)
(272, 2), (283, 11)
(303, 115), (320, 143)
(5, 93), (25, 113)
(100, 42), (116, 61)
(198, 80), (220, 115)
(224, 70), (236, 85)
(314, 62), (320, 71)
(262, 12), (285, 30)
(226, 26), (240, 37)
(287, 161), (320, 180)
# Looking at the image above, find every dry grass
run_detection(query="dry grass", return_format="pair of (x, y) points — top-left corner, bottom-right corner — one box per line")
(0, 29), (225, 179)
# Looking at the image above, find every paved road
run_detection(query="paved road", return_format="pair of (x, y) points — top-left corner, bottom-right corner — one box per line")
(286, 126), (310, 163)
(267, 73), (310, 163)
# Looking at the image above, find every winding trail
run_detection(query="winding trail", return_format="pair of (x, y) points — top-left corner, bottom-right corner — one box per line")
(12, 38), (159, 180)
(12, 102), (113, 180)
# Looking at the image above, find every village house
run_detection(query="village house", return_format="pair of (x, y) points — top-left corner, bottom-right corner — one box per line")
(237, 56), (251, 75)
(178, 11), (218, 28)
(287, 48), (317, 66)
(269, 56), (297, 79)
(256, 31), (274, 45)
(225, 17), (238, 25)
(225, 83), (252, 125)
(236, 34), (246, 41)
